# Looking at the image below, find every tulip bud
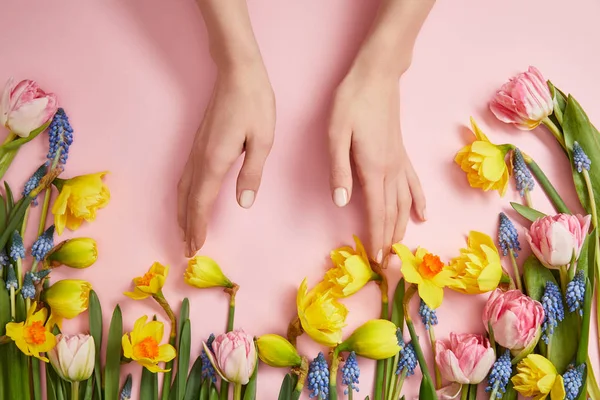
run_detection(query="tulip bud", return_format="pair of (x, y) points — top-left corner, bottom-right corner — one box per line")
(203, 329), (257, 384)
(256, 334), (301, 368)
(45, 238), (98, 269)
(338, 319), (401, 360)
(48, 334), (95, 382)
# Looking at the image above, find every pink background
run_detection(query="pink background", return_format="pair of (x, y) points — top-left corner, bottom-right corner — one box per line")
(1, 0), (599, 398)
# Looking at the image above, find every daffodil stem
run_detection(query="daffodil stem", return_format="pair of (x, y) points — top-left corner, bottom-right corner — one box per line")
(460, 384), (469, 400)
(155, 292), (177, 400)
(391, 368), (408, 400)
(525, 158), (571, 214)
(329, 347), (341, 400)
(9, 287), (15, 320)
(385, 353), (400, 400)
(71, 381), (80, 400)
(542, 117), (566, 150)
(294, 357), (309, 393)
(509, 250), (523, 292)
(428, 327), (442, 390)
(227, 292), (236, 332)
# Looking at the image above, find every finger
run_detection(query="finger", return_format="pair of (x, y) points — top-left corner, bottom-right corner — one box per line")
(406, 159), (427, 221)
(363, 175), (385, 263)
(177, 159), (194, 240)
(186, 147), (237, 257)
(236, 134), (273, 208)
(382, 176), (398, 267)
(393, 174), (412, 244)
(328, 124), (353, 207)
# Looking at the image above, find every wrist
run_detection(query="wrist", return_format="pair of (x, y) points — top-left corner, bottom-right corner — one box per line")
(352, 34), (413, 80)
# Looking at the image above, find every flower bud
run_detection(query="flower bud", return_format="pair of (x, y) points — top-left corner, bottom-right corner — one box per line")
(184, 256), (233, 289)
(339, 319), (401, 360)
(256, 334), (301, 368)
(45, 238), (98, 269)
(45, 279), (92, 326)
(48, 334), (95, 382)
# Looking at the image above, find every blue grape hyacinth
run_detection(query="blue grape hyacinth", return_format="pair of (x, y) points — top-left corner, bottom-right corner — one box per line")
(566, 270), (585, 316)
(31, 225), (55, 262)
(200, 350), (217, 383)
(512, 148), (535, 196)
(498, 212), (521, 257)
(485, 350), (511, 398)
(119, 374), (132, 400)
(396, 342), (417, 377)
(47, 108), (73, 167)
(341, 351), (360, 395)
(573, 142), (591, 173)
(541, 281), (565, 344)
(5, 265), (18, 290)
(10, 231), (25, 261)
(22, 164), (47, 205)
(307, 352), (329, 399)
(563, 364), (585, 400)
(419, 299), (438, 329)
(21, 272), (36, 300)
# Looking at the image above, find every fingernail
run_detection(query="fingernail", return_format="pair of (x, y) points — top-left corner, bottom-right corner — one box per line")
(376, 249), (383, 264)
(187, 239), (197, 258)
(333, 187), (348, 207)
(239, 190), (255, 209)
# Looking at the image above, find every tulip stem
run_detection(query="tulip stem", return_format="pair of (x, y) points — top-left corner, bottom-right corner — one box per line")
(225, 284), (238, 332)
(328, 347), (341, 400)
(542, 117), (566, 150)
(559, 266), (569, 294)
(460, 384), (469, 400)
(509, 250), (523, 292)
(525, 158), (571, 214)
(428, 328), (442, 390)
(71, 381), (80, 400)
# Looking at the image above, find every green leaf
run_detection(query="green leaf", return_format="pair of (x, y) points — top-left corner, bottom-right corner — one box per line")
(4, 182), (13, 213)
(209, 383), (219, 400)
(0, 121), (51, 152)
(178, 298), (189, 338)
(391, 278), (405, 330)
(104, 305), (123, 400)
(82, 377), (93, 400)
(418, 375), (437, 400)
(242, 358), (258, 400)
(510, 202), (546, 222)
(199, 380), (210, 400)
(576, 278), (592, 365)
(175, 320), (191, 400)
(140, 366), (158, 400)
(183, 357), (203, 400)
(277, 374), (293, 400)
(0, 279), (10, 336)
(0, 195), (7, 233)
(32, 357), (41, 400)
(562, 95), (600, 225)
(503, 378), (518, 400)
(87, 291), (103, 400)
(523, 255), (556, 301)
(0, 196), (32, 251)
(15, 294), (26, 322)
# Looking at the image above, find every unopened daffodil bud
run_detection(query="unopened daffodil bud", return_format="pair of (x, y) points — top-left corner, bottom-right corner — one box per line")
(44, 279), (92, 328)
(256, 334), (302, 368)
(338, 319), (401, 360)
(45, 238), (98, 269)
(184, 256), (233, 289)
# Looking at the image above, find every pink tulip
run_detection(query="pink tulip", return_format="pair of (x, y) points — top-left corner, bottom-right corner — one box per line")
(412, 383), (462, 400)
(483, 289), (544, 352)
(0, 77), (58, 137)
(202, 329), (257, 384)
(526, 214), (591, 269)
(489, 66), (553, 130)
(48, 334), (95, 382)
(435, 333), (495, 384)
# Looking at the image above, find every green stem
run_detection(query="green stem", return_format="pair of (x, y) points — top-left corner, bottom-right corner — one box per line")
(526, 158), (571, 214)
(16, 258), (23, 293)
(154, 293), (177, 400)
(0, 149), (19, 182)
(385, 352), (400, 400)
(10, 287), (15, 320)
(375, 298), (389, 400)
(391, 368), (408, 400)
(348, 389), (353, 400)
(220, 288), (237, 400)
(460, 384), (469, 400)
(2, 132), (16, 145)
(428, 328), (442, 390)
(524, 188), (533, 209)
(329, 347), (341, 400)
(71, 381), (79, 400)
(509, 250), (523, 292)
(559, 266), (569, 294)
(233, 383), (242, 400)
(586, 356), (600, 400)
(583, 170), (598, 229)
(542, 117), (566, 150)
(488, 383), (499, 400)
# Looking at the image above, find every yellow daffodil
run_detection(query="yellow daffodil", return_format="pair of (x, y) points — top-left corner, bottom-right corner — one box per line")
(339, 319), (401, 360)
(296, 278), (348, 347)
(184, 256), (233, 289)
(392, 244), (461, 309)
(256, 334), (302, 368)
(6, 302), (56, 362)
(448, 231), (503, 294)
(45, 279), (92, 328)
(45, 238), (98, 269)
(124, 262), (168, 300)
(325, 235), (377, 298)
(51, 172), (110, 235)
(454, 118), (510, 196)
(122, 316), (176, 373)
(512, 354), (565, 400)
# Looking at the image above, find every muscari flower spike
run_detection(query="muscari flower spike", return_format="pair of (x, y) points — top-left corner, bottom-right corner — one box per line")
(207, 333), (215, 353)
(307, 352), (329, 399)
(5, 265), (18, 290)
(32, 269), (51, 284)
(341, 351), (360, 395)
(566, 270), (585, 316)
(485, 350), (511, 398)
(541, 281), (565, 344)
(573, 142), (591, 173)
(47, 108), (74, 167)
(119, 374), (132, 400)
(10, 231), (25, 261)
(419, 299), (438, 330)
(200, 349), (216, 383)
(498, 212), (521, 257)
(396, 341), (417, 377)
(563, 364), (585, 400)
(512, 148), (535, 196)
(22, 165), (47, 206)
(0, 249), (9, 266)
(31, 225), (55, 262)
(21, 272), (36, 300)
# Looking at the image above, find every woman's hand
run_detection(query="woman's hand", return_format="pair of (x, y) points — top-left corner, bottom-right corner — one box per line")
(178, 63), (275, 257)
(328, 64), (426, 262)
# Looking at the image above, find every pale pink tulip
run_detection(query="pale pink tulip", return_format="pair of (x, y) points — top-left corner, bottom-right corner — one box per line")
(483, 289), (544, 352)
(412, 383), (463, 400)
(526, 214), (591, 269)
(490, 66), (553, 130)
(435, 333), (495, 384)
(203, 329), (257, 384)
(48, 334), (95, 382)
(0, 77), (58, 137)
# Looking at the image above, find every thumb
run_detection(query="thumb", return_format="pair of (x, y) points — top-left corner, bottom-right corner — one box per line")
(329, 129), (353, 207)
(236, 135), (273, 208)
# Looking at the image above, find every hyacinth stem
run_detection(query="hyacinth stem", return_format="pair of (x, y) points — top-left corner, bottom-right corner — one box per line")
(524, 188), (533, 209)
(525, 158), (571, 214)
(542, 118), (566, 150)
(329, 347), (341, 400)
(348, 389), (353, 400)
(509, 250), (523, 292)
(15, 258), (23, 292)
(9, 287), (15, 320)
(488, 382), (499, 400)
(385, 352), (400, 400)
(71, 381), (80, 400)
(391, 368), (408, 400)
(428, 328), (442, 390)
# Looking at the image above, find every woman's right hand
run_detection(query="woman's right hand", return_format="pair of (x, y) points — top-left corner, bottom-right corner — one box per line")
(178, 62), (275, 257)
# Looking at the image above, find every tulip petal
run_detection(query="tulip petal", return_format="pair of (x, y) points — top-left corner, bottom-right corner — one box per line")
(468, 347), (495, 384)
(202, 342), (228, 382)
(7, 97), (51, 137)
